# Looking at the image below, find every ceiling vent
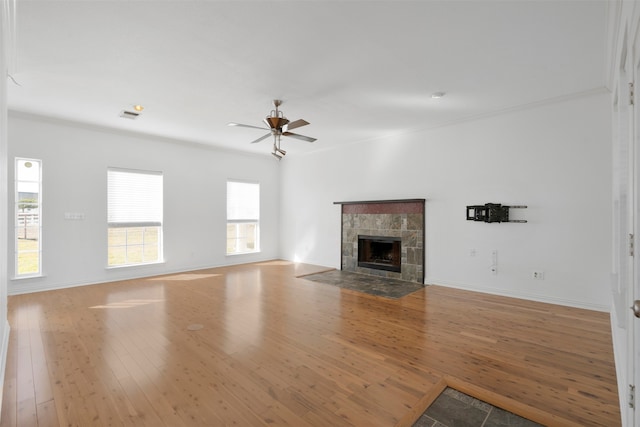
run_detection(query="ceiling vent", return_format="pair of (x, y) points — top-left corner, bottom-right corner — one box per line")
(119, 110), (140, 120)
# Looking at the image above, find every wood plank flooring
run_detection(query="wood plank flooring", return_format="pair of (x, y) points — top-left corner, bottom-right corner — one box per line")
(0, 261), (621, 426)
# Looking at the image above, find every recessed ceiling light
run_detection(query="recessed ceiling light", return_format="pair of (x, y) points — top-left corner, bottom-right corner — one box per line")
(431, 92), (446, 99)
(133, 104), (144, 112)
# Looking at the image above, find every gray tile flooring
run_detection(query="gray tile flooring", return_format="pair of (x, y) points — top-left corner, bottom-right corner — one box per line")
(413, 388), (543, 427)
(300, 270), (424, 298)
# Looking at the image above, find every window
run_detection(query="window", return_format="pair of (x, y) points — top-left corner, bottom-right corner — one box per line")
(107, 168), (163, 267)
(227, 181), (259, 255)
(15, 158), (42, 277)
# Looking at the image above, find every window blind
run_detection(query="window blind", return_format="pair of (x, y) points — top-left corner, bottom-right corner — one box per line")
(108, 168), (163, 227)
(227, 181), (259, 221)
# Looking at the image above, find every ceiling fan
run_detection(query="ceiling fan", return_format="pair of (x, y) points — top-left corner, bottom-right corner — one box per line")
(228, 100), (317, 159)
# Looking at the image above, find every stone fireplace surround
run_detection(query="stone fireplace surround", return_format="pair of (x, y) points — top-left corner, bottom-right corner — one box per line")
(334, 199), (425, 284)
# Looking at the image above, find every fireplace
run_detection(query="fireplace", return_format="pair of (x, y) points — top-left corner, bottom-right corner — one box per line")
(358, 235), (401, 273)
(334, 199), (425, 283)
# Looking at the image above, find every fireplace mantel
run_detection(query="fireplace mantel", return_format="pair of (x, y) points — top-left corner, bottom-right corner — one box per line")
(333, 199), (426, 205)
(336, 199), (425, 284)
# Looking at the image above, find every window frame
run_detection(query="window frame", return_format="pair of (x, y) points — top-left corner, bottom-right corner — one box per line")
(226, 180), (260, 255)
(14, 157), (43, 278)
(107, 167), (164, 268)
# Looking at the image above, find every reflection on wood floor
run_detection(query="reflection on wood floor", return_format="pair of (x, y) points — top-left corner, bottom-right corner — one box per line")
(0, 261), (620, 426)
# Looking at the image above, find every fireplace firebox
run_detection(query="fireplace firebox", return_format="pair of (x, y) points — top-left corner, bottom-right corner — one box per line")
(358, 235), (401, 273)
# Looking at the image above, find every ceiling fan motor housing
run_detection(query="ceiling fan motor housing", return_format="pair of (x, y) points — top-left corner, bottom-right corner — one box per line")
(264, 116), (289, 130)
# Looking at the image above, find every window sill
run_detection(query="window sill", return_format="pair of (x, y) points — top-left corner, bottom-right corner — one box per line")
(106, 260), (166, 270)
(11, 274), (46, 280)
(226, 251), (261, 257)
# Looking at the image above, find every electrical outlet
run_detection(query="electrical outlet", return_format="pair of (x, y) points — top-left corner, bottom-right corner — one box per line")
(532, 271), (545, 280)
(491, 250), (498, 275)
(64, 212), (85, 220)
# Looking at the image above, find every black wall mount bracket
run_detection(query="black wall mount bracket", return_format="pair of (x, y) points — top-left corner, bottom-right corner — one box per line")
(466, 203), (527, 223)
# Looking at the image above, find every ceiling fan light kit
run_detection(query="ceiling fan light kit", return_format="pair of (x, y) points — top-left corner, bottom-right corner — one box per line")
(228, 99), (316, 159)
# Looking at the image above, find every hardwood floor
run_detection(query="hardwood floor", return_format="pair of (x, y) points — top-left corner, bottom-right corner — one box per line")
(0, 261), (620, 426)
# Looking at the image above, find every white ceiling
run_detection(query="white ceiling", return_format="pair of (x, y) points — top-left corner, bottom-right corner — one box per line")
(7, 1), (609, 157)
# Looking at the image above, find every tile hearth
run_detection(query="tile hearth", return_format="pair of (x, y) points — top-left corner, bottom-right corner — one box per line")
(301, 270), (425, 298)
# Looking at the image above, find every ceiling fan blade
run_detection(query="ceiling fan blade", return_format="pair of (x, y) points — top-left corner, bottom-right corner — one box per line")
(250, 133), (272, 144)
(283, 119), (309, 132)
(228, 122), (269, 131)
(282, 132), (317, 142)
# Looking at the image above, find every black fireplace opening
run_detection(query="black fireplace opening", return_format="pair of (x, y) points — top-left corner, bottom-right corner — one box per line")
(358, 235), (401, 273)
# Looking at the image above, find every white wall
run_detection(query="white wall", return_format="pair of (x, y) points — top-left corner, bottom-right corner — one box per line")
(281, 91), (612, 311)
(0, 0), (11, 409)
(7, 114), (280, 294)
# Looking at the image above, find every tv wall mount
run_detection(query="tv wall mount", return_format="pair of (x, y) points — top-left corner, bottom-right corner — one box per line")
(466, 203), (527, 223)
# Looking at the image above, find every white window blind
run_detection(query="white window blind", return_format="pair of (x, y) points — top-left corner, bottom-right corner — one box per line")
(227, 181), (259, 221)
(227, 181), (259, 255)
(108, 168), (163, 227)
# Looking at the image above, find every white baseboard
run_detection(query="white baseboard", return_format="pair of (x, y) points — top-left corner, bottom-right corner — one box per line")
(426, 278), (610, 312)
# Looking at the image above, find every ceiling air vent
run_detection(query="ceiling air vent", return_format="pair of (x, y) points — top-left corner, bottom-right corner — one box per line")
(119, 110), (140, 120)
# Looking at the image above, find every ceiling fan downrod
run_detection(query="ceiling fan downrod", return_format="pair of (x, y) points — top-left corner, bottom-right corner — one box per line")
(264, 99), (289, 130)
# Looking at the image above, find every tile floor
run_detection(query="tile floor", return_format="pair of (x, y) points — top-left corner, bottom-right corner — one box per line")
(413, 388), (543, 427)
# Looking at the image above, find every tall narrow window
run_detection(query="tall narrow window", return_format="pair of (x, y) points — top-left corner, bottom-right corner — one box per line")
(227, 181), (260, 255)
(107, 168), (163, 267)
(15, 158), (42, 276)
